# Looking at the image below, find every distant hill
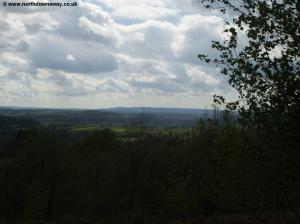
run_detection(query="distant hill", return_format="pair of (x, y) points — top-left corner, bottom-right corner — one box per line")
(105, 107), (211, 114)
(0, 106), (216, 128)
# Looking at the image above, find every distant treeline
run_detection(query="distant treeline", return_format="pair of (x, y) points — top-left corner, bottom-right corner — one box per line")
(0, 111), (299, 223)
(0, 107), (215, 128)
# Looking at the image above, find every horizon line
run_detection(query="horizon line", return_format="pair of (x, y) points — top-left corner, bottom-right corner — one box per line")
(0, 105), (212, 111)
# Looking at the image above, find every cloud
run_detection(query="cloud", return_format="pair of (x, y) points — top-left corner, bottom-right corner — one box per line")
(0, 0), (235, 108)
(101, 0), (178, 20)
(27, 34), (118, 74)
(173, 14), (224, 63)
(1, 53), (28, 67)
(112, 5), (179, 20)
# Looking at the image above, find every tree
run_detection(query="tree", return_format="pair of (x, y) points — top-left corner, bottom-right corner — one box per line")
(199, 0), (300, 215)
(199, 0), (300, 131)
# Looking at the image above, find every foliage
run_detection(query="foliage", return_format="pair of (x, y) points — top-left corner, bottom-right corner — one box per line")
(198, 0), (300, 221)
(0, 115), (299, 223)
(199, 0), (300, 129)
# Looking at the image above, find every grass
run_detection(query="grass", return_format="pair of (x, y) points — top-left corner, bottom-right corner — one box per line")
(71, 126), (191, 137)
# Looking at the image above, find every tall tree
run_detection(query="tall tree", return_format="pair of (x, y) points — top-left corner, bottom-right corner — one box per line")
(199, 0), (300, 130)
(199, 0), (300, 215)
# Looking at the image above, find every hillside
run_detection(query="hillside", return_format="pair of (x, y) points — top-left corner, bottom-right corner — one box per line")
(0, 107), (214, 128)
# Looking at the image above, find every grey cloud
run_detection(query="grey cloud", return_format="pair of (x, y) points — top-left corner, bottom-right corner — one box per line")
(128, 78), (185, 93)
(25, 23), (44, 33)
(38, 70), (127, 97)
(99, 78), (129, 93)
(28, 35), (118, 74)
(175, 15), (224, 63)
(0, 40), (29, 52)
(32, 52), (117, 74)
(120, 21), (176, 60)
(0, 0), (236, 107)
(45, 72), (74, 87)
(0, 21), (10, 31)
(51, 2), (119, 46)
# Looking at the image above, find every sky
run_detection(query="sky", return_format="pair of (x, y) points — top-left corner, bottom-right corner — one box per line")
(0, 0), (237, 109)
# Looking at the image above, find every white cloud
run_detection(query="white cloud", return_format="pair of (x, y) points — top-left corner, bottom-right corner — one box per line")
(1, 53), (28, 67)
(66, 54), (76, 61)
(186, 64), (220, 86)
(0, 0), (235, 108)
(112, 5), (179, 20)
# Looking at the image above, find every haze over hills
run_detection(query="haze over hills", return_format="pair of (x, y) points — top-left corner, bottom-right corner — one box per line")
(0, 106), (210, 113)
(105, 107), (211, 114)
(0, 106), (215, 128)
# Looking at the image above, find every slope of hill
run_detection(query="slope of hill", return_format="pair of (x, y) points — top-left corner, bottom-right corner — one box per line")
(0, 107), (214, 127)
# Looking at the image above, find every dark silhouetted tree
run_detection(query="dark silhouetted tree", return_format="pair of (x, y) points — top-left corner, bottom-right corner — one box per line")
(199, 0), (300, 130)
(199, 0), (300, 217)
